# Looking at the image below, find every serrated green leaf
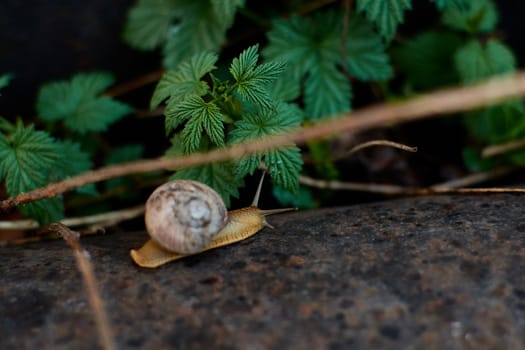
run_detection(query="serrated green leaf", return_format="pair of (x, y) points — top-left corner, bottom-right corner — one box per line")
(230, 102), (303, 182)
(268, 68), (301, 101)
(65, 98), (133, 133)
(230, 45), (260, 81)
(211, 0), (245, 21)
(442, 0), (498, 33)
(71, 72), (115, 97)
(231, 45), (285, 110)
(392, 30), (462, 90)
(345, 17), (393, 81)
(356, 0), (412, 41)
(167, 95), (224, 153)
(162, 0), (244, 68)
(230, 102), (302, 143)
(151, 51), (218, 108)
(52, 140), (94, 194)
(19, 198), (65, 226)
(305, 63), (352, 119)
(123, 0), (178, 50)
(263, 12), (341, 79)
(171, 162), (243, 207)
(264, 11), (391, 119)
(455, 39), (515, 84)
(0, 124), (63, 224)
(37, 81), (80, 122)
(37, 72), (133, 133)
(266, 147), (302, 192)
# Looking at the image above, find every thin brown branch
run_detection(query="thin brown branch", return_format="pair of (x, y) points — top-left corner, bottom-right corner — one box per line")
(299, 175), (525, 196)
(47, 223), (116, 350)
(134, 106), (165, 119)
(430, 166), (516, 190)
(3, 72), (525, 211)
(416, 187), (525, 195)
(482, 138), (525, 158)
(334, 139), (417, 161)
(0, 205), (144, 231)
(104, 69), (164, 98)
(299, 175), (409, 193)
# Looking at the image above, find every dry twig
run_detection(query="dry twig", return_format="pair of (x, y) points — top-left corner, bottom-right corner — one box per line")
(0, 205), (144, 231)
(47, 223), (117, 350)
(3, 72), (525, 211)
(482, 138), (525, 158)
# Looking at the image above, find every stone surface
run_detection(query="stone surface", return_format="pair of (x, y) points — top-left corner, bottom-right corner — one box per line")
(1, 194), (525, 349)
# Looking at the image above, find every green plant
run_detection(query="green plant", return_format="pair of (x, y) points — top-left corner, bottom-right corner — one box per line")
(152, 46), (302, 205)
(1, 0), (523, 225)
(0, 72), (134, 224)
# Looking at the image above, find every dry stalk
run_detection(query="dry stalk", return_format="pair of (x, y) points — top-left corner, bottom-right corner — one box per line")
(47, 223), (117, 350)
(482, 138), (525, 158)
(2, 72), (525, 212)
(0, 205), (144, 231)
(299, 166), (520, 195)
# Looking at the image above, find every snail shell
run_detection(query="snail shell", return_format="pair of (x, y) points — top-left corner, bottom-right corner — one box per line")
(130, 173), (297, 268)
(144, 180), (227, 254)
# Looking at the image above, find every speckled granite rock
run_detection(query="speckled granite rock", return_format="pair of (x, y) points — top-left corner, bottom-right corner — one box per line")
(1, 194), (525, 349)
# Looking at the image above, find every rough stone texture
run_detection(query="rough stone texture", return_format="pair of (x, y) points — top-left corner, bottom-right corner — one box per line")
(1, 194), (525, 349)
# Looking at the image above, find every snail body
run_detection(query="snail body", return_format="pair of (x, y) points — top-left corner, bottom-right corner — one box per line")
(130, 173), (295, 268)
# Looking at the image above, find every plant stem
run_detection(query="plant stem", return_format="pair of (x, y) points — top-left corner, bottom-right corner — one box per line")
(2, 72), (525, 211)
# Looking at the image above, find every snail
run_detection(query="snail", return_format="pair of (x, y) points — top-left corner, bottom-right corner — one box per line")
(130, 172), (296, 268)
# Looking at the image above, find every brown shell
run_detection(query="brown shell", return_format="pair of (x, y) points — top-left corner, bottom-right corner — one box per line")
(144, 180), (228, 254)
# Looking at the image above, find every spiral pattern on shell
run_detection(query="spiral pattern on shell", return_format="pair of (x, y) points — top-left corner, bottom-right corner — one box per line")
(144, 180), (228, 254)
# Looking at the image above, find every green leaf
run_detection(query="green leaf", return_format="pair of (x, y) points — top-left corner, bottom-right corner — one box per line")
(0, 74), (13, 90)
(230, 102), (302, 144)
(71, 72), (115, 96)
(392, 30), (462, 90)
(356, 0), (412, 41)
(230, 102), (303, 190)
(266, 146), (303, 192)
(455, 39), (515, 84)
(464, 101), (525, 144)
(272, 185), (316, 209)
(263, 12), (341, 80)
(53, 141), (95, 195)
(345, 17), (393, 81)
(462, 147), (497, 171)
(65, 98), (133, 133)
(166, 95), (224, 153)
(151, 51), (218, 108)
(268, 68), (301, 102)
(162, 0), (244, 68)
(230, 45), (285, 110)
(123, 0), (178, 50)
(171, 162), (243, 207)
(442, 0), (498, 33)
(37, 72), (133, 133)
(305, 62), (352, 119)
(0, 124), (63, 224)
(264, 11), (391, 119)
(210, 0), (245, 20)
